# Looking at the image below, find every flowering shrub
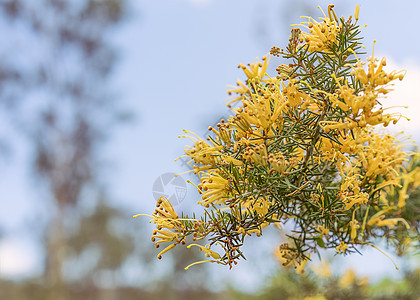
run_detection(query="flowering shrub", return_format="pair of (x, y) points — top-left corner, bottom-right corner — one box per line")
(136, 5), (420, 272)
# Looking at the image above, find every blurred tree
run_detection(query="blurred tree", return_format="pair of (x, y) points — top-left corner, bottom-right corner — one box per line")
(0, 0), (128, 299)
(64, 197), (136, 299)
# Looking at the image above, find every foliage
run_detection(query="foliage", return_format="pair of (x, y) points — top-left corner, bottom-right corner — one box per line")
(1, 262), (419, 299)
(138, 4), (420, 272)
(240, 263), (420, 300)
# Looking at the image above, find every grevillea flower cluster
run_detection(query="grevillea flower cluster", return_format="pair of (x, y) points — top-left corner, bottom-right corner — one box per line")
(136, 5), (420, 272)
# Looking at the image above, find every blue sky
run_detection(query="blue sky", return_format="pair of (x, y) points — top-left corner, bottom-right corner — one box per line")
(1, 0), (420, 289)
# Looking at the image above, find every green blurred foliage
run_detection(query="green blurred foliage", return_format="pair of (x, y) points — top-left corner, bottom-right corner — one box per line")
(1, 264), (419, 299)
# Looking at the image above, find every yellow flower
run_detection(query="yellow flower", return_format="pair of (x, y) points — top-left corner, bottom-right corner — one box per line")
(241, 84), (287, 131)
(316, 224), (330, 237)
(349, 219), (360, 241)
(350, 42), (405, 88)
(339, 267), (369, 289)
(134, 197), (184, 259)
(312, 261), (331, 278)
(155, 196), (179, 219)
(242, 196), (271, 217)
(156, 243), (177, 260)
(268, 153), (289, 173)
(360, 133), (407, 179)
(151, 229), (179, 245)
(275, 243), (310, 274)
(276, 64), (294, 79)
(354, 5), (360, 21)
(341, 193), (368, 210)
(238, 55), (270, 81)
(295, 255), (310, 274)
(339, 175), (369, 210)
(242, 144), (268, 166)
(297, 6), (341, 53)
(283, 79), (307, 107)
(398, 179), (410, 208)
(187, 243), (221, 259)
(138, 196), (181, 231)
(178, 129), (222, 168)
(198, 171), (230, 207)
(339, 268), (356, 288)
(230, 108), (252, 133)
(304, 296), (326, 300)
(227, 79), (250, 107)
(397, 166), (420, 208)
(367, 214), (410, 229)
(336, 241), (348, 254)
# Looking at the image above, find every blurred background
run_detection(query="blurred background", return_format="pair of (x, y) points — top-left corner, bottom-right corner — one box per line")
(0, 0), (419, 299)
